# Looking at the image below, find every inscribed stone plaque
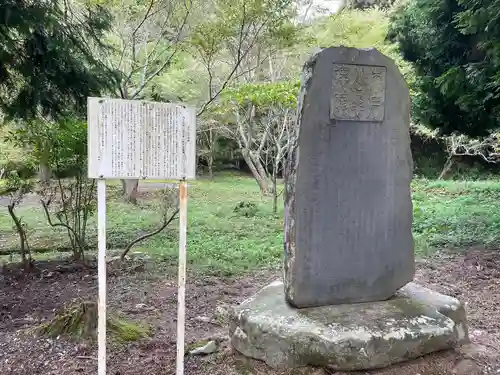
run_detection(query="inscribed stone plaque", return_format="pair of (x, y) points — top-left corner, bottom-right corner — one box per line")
(87, 98), (196, 180)
(330, 64), (386, 121)
(284, 47), (414, 308)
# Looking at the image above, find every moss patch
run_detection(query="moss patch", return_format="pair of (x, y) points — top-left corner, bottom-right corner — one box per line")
(34, 300), (149, 342)
(108, 316), (150, 342)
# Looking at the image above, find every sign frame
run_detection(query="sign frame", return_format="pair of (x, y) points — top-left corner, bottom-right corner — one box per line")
(87, 97), (196, 180)
(87, 97), (196, 375)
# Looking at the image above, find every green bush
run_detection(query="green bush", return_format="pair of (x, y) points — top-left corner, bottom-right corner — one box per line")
(0, 159), (37, 179)
(388, 0), (500, 137)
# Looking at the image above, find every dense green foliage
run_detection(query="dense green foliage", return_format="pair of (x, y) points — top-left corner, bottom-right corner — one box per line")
(389, 0), (500, 137)
(220, 80), (299, 112)
(346, 0), (397, 10)
(6, 118), (88, 174)
(0, 0), (119, 121)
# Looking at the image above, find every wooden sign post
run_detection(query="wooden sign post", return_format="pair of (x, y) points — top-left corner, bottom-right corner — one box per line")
(87, 98), (196, 375)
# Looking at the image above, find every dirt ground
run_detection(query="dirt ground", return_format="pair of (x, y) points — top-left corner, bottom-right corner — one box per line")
(1, 249), (500, 375)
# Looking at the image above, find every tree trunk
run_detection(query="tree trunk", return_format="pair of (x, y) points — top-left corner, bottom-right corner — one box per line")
(38, 145), (51, 183)
(438, 156), (455, 180)
(38, 163), (51, 182)
(256, 157), (274, 194)
(37, 120), (52, 183)
(122, 179), (139, 204)
(8, 204), (31, 270)
(207, 128), (215, 180)
(241, 150), (271, 194)
(36, 137), (52, 182)
(207, 158), (214, 180)
(272, 168), (278, 214)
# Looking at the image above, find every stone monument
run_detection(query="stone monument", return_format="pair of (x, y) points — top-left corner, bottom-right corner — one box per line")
(284, 47), (414, 308)
(229, 47), (469, 371)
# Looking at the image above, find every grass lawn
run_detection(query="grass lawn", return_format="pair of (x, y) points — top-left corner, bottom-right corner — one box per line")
(412, 179), (500, 253)
(0, 175), (284, 275)
(2, 175), (500, 275)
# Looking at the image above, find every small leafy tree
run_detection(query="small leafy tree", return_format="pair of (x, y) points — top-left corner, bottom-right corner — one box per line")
(191, 0), (299, 114)
(436, 132), (500, 179)
(7, 118), (96, 261)
(216, 80), (299, 200)
(95, 0), (195, 203)
(37, 119), (96, 261)
(110, 0), (300, 203)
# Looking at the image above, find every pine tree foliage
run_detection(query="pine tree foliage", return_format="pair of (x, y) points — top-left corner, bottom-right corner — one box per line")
(0, 0), (120, 121)
(389, 0), (500, 137)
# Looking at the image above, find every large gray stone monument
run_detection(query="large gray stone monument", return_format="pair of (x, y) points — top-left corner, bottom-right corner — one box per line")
(229, 47), (468, 372)
(284, 46), (414, 308)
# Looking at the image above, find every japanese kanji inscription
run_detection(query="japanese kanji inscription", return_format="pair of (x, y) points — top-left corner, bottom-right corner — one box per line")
(330, 63), (386, 122)
(87, 98), (196, 180)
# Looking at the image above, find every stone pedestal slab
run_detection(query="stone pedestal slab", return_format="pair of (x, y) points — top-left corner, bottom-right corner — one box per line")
(230, 281), (468, 371)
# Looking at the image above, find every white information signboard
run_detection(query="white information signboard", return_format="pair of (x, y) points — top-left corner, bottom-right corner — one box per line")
(87, 97), (196, 375)
(88, 97), (196, 180)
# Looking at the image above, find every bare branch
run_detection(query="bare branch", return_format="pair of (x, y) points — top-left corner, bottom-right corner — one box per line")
(116, 0), (157, 72)
(129, 1), (192, 99)
(40, 199), (85, 251)
(121, 208), (179, 260)
(197, 3), (279, 116)
(131, 0), (156, 39)
(445, 133), (500, 163)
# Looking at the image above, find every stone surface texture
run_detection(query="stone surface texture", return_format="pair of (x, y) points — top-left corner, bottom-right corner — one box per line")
(230, 281), (469, 371)
(284, 46), (414, 308)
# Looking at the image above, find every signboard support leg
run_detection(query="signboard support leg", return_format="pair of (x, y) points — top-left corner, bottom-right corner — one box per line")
(97, 179), (107, 375)
(176, 180), (188, 375)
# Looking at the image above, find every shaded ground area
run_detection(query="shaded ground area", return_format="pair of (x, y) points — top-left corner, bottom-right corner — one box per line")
(1, 249), (500, 375)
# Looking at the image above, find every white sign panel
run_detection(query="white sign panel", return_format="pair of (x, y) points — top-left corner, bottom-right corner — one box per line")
(87, 97), (196, 179)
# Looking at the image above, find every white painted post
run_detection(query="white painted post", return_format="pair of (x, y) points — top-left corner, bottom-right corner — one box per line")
(176, 180), (188, 375)
(97, 179), (107, 375)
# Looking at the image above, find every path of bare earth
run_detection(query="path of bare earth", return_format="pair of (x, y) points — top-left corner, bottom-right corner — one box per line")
(0, 181), (173, 207)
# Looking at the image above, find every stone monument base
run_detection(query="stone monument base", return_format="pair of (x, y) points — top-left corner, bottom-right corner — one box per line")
(229, 281), (468, 371)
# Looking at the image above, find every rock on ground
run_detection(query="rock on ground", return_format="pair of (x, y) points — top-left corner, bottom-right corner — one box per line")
(230, 281), (468, 371)
(189, 340), (218, 356)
